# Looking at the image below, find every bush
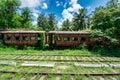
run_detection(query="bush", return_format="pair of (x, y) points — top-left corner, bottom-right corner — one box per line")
(89, 30), (119, 46)
(36, 33), (45, 49)
(76, 43), (88, 50)
(91, 46), (120, 57)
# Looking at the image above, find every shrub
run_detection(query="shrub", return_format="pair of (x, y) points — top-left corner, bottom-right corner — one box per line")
(37, 32), (45, 49)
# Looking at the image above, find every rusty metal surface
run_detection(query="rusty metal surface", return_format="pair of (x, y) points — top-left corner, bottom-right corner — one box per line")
(48, 32), (90, 47)
(0, 31), (120, 47)
(0, 31), (45, 46)
(0, 31), (45, 33)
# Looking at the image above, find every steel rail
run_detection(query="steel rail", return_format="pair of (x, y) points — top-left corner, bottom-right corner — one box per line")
(0, 71), (120, 76)
(0, 54), (105, 57)
(0, 58), (119, 62)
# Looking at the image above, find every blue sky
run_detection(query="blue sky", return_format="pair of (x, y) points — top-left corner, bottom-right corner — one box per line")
(20, 0), (108, 27)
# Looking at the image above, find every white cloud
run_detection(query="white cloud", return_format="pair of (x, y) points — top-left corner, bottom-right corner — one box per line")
(20, 0), (48, 10)
(57, 20), (63, 28)
(86, 6), (91, 10)
(57, 0), (82, 28)
(62, 9), (74, 22)
(33, 13), (39, 18)
(56, 1), (63, 7)
(41, 3), (48, 9)
(20, 0), (44, 8)
(69, 0), (82, 13)
(32, 21), (37, 25)
(56, 1), (60, 7)
(63, 2), (67, 8)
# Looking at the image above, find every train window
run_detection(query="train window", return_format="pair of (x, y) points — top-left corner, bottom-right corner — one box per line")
(57, 36), (62, 41)
(15, 36), (19, 40)
(23, 36), (29, 40)
(72, 37), (78, 41)
(81, 37), (86, 42)
(64, 37), (70, 41)
(31, 37), (36, 40)
(7, 37), (11, 41)
(38, 37), (41, 40)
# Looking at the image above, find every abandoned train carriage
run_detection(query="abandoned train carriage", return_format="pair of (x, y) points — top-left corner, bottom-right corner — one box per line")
(0, 31), (120, 47)
(0, 31), (45, 46)
(48, 31), (91, 47)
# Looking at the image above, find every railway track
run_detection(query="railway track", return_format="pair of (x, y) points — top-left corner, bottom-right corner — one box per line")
(0, 71), (120, 80)
(0, 54), (120, 62)
(0, 54), (119, 57)
(0, 54), (120, 80)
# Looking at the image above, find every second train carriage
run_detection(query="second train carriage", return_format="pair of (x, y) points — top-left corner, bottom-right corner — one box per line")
(48, 31), (91, 47)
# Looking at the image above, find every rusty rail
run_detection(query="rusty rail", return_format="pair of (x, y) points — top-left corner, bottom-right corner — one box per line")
(0, 71), (120, 76)
(0, 58), (119, 62)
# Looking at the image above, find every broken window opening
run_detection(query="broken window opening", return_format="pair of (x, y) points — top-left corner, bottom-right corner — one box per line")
(64, 37), (70, 41)
(57, 36), (62, 41)
(72, 37), (78, 41)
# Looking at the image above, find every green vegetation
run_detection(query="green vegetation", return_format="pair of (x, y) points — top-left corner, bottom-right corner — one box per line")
(37, 13), (57, 31)
(0, 0), (120, 56)
(0, 47), (91, 55)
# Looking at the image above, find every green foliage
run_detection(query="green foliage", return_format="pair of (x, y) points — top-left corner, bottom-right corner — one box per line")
(38, 33), (45, 49)
(76, 43), (88, 50)
(89, 30), (118, 45)
(37, 13), (57, 31)
(91, 46), (120, 57)
(72, 9), (87, 30)
(0, 0), (33, 30)
(0, 0), (21, 29)
(61, 19), (72, 31)
(92, 6), (120, 37)
(21, 7), (33, 28)
(12, 14), (23, 28)
(48, 13), (57, 31)
(37, 14), (49, 31)
(60, 75), (71, 80)
(107, 0), (120, 7)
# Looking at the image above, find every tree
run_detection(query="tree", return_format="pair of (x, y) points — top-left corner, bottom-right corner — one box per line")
(37, 14), (49, 31)
(91, 4), (120, 38)
(62, 19), (72, 31)
(0, 0), (21, 29)
(21, 7), (32, 28)
(12, 14), (23, 28)
(48, 13), (57, 31)
(107, 0), (120, 7)
(72, 9), (86, 31)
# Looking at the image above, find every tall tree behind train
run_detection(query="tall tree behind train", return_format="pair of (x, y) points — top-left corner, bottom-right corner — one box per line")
(48, 13), (57, 31)
(0, 0), (21, 29)
(37, 14), (49, 31)
(72, 9), (86, 31)
(21, 7), (33, 28)
(61, 19), (72, 31)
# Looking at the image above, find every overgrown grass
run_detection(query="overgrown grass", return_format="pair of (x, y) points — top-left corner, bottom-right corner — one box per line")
(0, 44), (120, 56)
(0, 46), (92, 55)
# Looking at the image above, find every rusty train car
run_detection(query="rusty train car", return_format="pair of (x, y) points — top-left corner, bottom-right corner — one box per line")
(48, 31), (91, 47)
(0, 31), (120, 47)
(0, 31), (45, 46)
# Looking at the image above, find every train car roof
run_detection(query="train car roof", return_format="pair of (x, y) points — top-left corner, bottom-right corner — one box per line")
(49, 31), (89, 34)
(0, 31), (45, 33)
